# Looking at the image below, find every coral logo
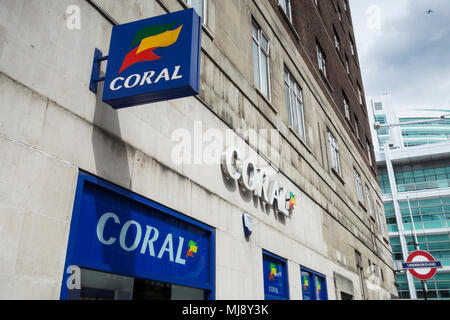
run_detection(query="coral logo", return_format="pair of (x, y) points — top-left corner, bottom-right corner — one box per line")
(186, 240), (198, 258)
(102, 8), (202, 109)
(303, 275), (309, 291)
(119, 21), (183, 74)
(269, 263), (278, 281)
(288, 192), (296, 210)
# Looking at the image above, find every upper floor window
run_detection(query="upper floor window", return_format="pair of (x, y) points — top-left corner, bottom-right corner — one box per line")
(252, 21), (271, 100)
(343, 94), (350, 121)
(374, 102), (383, 111)
(183, 0), (206, 24)
(365, 184), (373, 216)
(285, 68), (306, 141)
(350, 37), (355, 56)
(328, 131), (342, 175)
(357, 84), (363, 105)
(278, 0), (292, 21)
(316, 43), (327, 77)
(376, 202), (386, 235)
(366, 140), (373, 166)
(345, 55), (350, 74)
(337, 5), (342, 22)
(355, 115), (360, 140)
(354, 169), (364, 203)
(334, 30), (340, 51)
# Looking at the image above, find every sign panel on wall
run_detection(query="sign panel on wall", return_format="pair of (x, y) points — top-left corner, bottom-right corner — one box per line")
(102, 8), (202, 109)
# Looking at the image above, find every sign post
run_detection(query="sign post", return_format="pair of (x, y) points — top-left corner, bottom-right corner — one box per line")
(402, 250), (442, 300)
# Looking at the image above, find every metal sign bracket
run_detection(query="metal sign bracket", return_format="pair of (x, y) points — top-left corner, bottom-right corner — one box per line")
(89, 48), (108, 94)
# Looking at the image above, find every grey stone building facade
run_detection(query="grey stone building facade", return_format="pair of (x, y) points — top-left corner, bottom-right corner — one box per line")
(0, 0), (395, 300)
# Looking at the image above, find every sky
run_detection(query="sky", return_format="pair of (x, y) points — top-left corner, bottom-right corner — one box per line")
(349, 0), (450, 111)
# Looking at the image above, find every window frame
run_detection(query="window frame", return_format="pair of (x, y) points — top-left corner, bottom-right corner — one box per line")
(354, 169), (364, 203)
(328, 130), (342, 176)
(355, 115), (360, 140)
(285, 67), (306, 141)
(333, 29), (340, 51)
(263, 250), (290, 300)
(365, 184), (374, 217)
(252, 20), (271, 101)
(343, 93), (350, 121)
(300, 266), (328, 300)
(278, 0), (292, 21)
(345, 55), (350, 74)
(183, 0), (207, 25)
(316, 43), (327, 77)
(366, 139), (373, 166)
(376, 201), (386, 235)
(357, 84), (363, 105)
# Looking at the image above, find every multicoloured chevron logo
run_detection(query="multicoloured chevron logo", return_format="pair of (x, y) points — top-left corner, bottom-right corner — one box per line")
(186, 240), (198, 258)
(119, 21), (183, 74)
(269, 263), (277, 281)
(288, 192), (296, 210)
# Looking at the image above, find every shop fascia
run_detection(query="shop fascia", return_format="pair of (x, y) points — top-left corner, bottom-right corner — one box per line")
(221, 146), (296, 216)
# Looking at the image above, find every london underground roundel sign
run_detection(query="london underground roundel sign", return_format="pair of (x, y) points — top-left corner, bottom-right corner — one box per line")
(403, 251), (442, 281)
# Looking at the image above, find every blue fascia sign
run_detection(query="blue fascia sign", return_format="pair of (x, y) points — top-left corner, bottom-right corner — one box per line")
(60, 172), (215, 299)
(101, 8), (202, 109)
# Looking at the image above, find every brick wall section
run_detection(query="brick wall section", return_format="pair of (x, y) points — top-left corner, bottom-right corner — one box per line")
(269, 0), (377, 177)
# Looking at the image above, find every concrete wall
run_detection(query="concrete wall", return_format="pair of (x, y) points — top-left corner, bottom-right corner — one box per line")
(0, 0), (394, 299)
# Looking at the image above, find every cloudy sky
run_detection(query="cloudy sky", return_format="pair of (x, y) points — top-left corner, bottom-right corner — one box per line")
(349, 0), (450, 110)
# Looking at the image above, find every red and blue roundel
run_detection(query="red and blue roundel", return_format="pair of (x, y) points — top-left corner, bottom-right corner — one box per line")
(102, 8), (202, 109)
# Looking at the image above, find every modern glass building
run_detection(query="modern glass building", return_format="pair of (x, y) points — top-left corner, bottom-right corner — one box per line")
(370, 95), (450, 151)
(369, 96), (450, 300)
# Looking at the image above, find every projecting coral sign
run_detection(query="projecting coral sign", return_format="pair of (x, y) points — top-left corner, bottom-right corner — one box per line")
(102, 8), (202, 109)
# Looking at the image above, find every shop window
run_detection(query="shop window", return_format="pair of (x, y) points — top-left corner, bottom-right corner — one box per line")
(68, 268), (205, 300)
(301, 267), (328, 300)
(262, 250), (289, 300)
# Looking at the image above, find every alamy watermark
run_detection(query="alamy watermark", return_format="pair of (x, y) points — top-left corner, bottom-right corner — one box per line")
(66, 265), (81, 290)
(170, 121), (282, 168)
(65, 5), (81, 30)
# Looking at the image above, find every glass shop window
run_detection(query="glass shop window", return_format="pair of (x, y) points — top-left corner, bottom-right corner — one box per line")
(301, 267), (328, 300)
(68, 268), (206, 300)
